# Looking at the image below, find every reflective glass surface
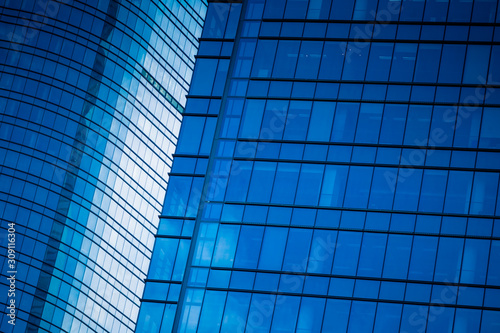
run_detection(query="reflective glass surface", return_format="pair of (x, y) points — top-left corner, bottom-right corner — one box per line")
(148, 0), (500, 332)
(0, 0), (206, 332)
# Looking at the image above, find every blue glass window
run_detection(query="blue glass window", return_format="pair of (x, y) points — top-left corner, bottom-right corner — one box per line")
(444, 171), (473, 214)
(272, 41), (300, 78)
(295, 41), (323, 79)
(270, 296), (300, 332)
(414, 44), (442, 83)
(322, 299), (351, 332)
(418, 170), (447, 213)
(307, 102), (335, 142)
(461, 239), (490, 284)
(438, 44), (466, 83)
(320, 165), (348, 207)
(332, 231), (362, 275)
(197, 291), (226, 333)
(390, 44), (417, 82)
(248, 162), (277, 203)
(357, 233), (387, 277)
(220, 292), (251, 333)
(344, 166), (373, 208)
(373, 303), (402, 332)
(319, 42), (345, 80)
(331, 103), (359, 143)
(404, 105), (432, 145)
(379, 104), (408, 144)
(366, 43), (393, 81)
(383, 234), (412, 279)
(234, 226), (264, 269)
(283, 228), (313, 273)
(252, 40), (278, 77)
(347, 301), (376, 333)
(463, 45), (491, 84)
(212, 225), (240, 268)
(408, 236), (438, 281)
(434, 237), (464, 282)
(258, 227), (288, 270)
(393, 169), (423, 211)
(295, 164), (324, 206)
(296, 297), (325, 332)
(480, 108), (500, 148)
(284, 101), (312, 141)
(271, 163), (300, 204)
(225, 161), (252, 202)
(355, 103), (383, 143)
(342, 42), (369, 80)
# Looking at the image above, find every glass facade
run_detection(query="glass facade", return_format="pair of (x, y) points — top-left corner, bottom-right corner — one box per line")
(0, 0), (205, 332)
(140, 0), (500, 332)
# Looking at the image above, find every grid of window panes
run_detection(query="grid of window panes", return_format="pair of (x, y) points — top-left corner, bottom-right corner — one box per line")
(0, 0), (205, 332)
(146, 0), (500, 332)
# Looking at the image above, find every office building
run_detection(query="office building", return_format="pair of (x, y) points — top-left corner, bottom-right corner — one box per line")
(0, 0), (205, 332)
(139, 0), (500, 332)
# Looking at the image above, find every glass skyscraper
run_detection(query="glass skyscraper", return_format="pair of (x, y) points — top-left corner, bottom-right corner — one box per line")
(0, 0), (205, 332)
(139, 0), (500, 332)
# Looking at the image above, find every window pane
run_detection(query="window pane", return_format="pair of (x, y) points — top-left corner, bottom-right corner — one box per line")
(270, 296), (300, 332)
(418, 170), (447, 213)
(307, 101), (335, 141)
(283, 101), (312, 141)
(373, 303), (402, 333)
(463, 45), (491, 84)
(403, 105), (432, 145)
(251, 40), (278, 77)
(479, 108), (500, 148)
(355, 103), (383, 143)
(332, 231), (362, 275)
(225, 161), (252, 202)
(295, 164), (324, 206)
(272, 40), (300, 78)
(283, 228), (313, 273)
(434, 237), (464, 283)
(220, 292), (251, 333)
(438, 45), (466, 83)
(393, 169), (423, 211)
(390, 43), (417, 82)
(444, 171), (473, 214)
(258, 227), (288, 270)
(234, 226), (264, 269)
(461, 239), (490, 284)
(320, 165), (348, 207)
(347, 301), (376, 333)
(342, 42), (369, 80)
(470, 172), (499, 215)
(295, 41), (323, 79)
(197, 291), (226, 333)
(319, 42), (345, 80)
(414, 44), (441, 83)
(212, 225), (240, 268)
(239, 100), (266, 138)
(366, 43), (393, 81)
(344, 166), (373, 208)
(408, 236), (438, 281)
(271, 163), (300, 204)
(383, 234), (412, 279)
(379, 104), (408, 144)
(369, 167), (396, 210)
(307, 230), (337, 274)
(357, 233), (387, 277)
(331, 102), (359, 142)
(296, 298), (325, 333)
(322, 299), (351, 332)
(248, 162), (277, 203)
